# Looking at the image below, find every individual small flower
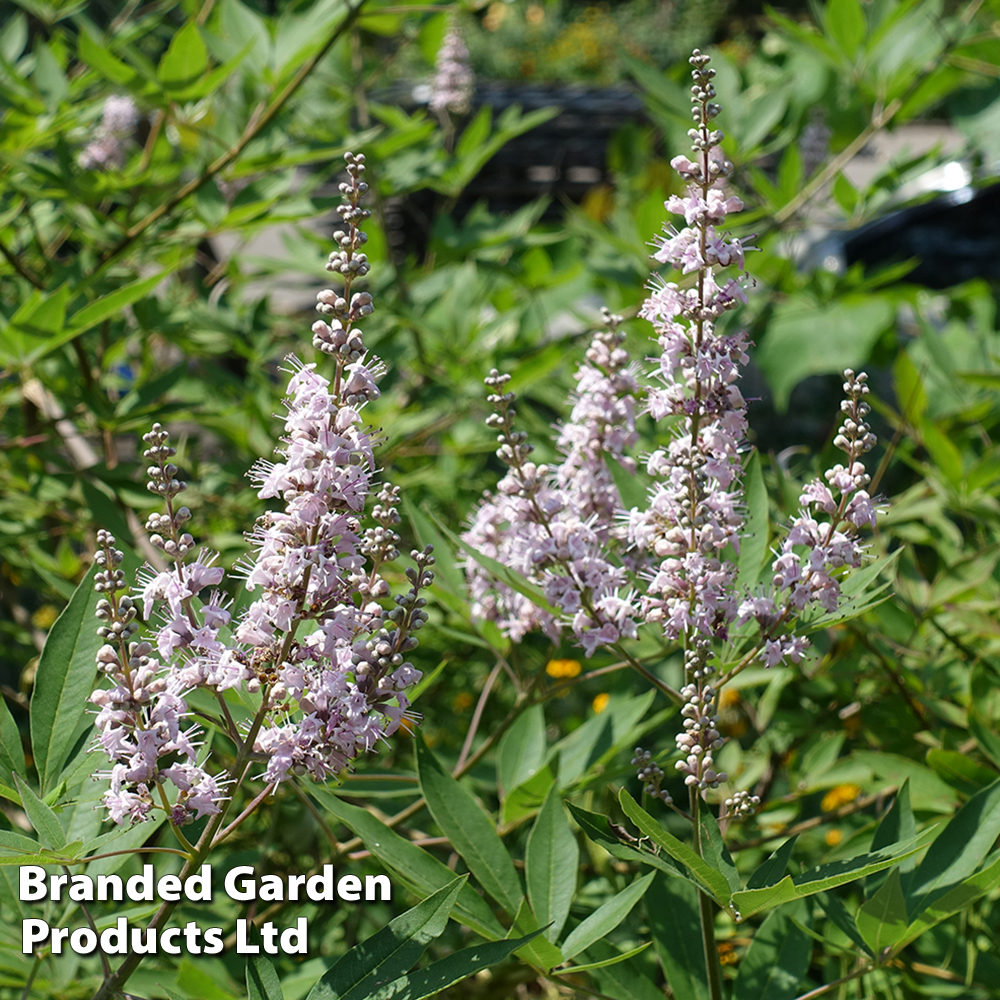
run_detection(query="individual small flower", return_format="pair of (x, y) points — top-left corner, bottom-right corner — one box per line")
(80, 95), (140, 171)
(429, 20), (475, 115)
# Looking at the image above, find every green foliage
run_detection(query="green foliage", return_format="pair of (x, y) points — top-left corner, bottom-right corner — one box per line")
(5, 0), (1000, 997)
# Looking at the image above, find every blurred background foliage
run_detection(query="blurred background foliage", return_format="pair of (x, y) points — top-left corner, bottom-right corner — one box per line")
(4, 0), (1000, 996)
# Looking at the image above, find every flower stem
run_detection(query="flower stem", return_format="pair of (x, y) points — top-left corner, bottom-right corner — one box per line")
(690, 787), (725, 1000)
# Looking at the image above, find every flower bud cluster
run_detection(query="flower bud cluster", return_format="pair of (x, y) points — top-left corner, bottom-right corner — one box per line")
(79, 95), (139, 172)
(675, 647), (727, 790)
(429, 19), (475, 116)
(632, 747), (672, 804)
(463, 316), (641, 654)
(89, 153), (425, 823)
(724, 789), (760, 821)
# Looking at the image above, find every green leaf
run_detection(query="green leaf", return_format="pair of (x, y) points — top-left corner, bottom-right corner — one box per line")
(746, 837), (799, 891)
(0, 694), (25, 793)
(557, 942), (651, 975)
(619, 790), (731, 906)
(305, 877), (465, 1000)
(903, 777), (1000, 919)
(502, 765), (555, 826)
(897, 852), (1000, 951)
(856, 868), (908, 955)
(509, 898), (564, 970)
(247, 956), (283, 1000)
(816, 892), (873, 956)
(733, 834), (934, 919)
(646, 873), (709, 1000)
(78, 29), (137, 84)
(699, 809), (739, 894)
(429, 512), (560, 617)
(732, 905), (812, 1000)
(926, 749), (998, 797)
(526, 785), (578, 942)
(738, 450), (769, 589)
(313, 788), (505, 940)
(363, 930), (544, 1000)
(826, 0), (867, 59)
(756, 296), (893, 412)
(497, 704), (546, 797)
(556, 691), (657, 787)
(454, 106), (492, 161)
(30, 565), (101, 795)
(12, 773), (65, 850)
(416, 739), (523, 918)
(158, 21), (208, 91)
(562, 872), (653, 961)
(866, 780), (915, 897)
(567, 802), (696, 884)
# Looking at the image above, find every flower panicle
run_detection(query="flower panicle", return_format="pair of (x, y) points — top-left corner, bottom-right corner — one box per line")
(429, 19), (475, 116)
(90, 153), (429, 826)
(462, 312), (642, 652)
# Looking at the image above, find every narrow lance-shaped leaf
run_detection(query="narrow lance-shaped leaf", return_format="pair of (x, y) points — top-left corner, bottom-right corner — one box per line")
(30, 565), (101, 795)
(305, 877), (466, 1000)
(247, 956), (283, 1000)
(12, 773), (67, 851)
(732, 905), (812, 1000)
(562, 872), (654, 961)
(312, 787), (505, 940)
(363, 929), (545, 1000)
(525, 785), (578, 942)
(856, 868), (908, 955)
(0, 694), (26, 792)
(903, 777), (1000, 919)
(416, 739), (523, 918)
(646, 874), (710, 1000)
(732, 830), (934, 920)
(619, 789), (732, 906)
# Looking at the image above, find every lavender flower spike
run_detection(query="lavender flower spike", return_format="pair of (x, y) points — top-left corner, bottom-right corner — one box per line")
(80, 95), (140, 171)
(429, 19), (475, 116)
(90, 152), (430, 826)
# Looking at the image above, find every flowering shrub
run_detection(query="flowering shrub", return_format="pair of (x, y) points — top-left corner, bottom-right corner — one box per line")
(5, 4), (1000, 1000)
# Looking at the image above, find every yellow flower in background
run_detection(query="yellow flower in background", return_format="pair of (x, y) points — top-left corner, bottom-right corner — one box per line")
(592, 692), (610, 713)
(821, 784), (861, 812)
(452, 692), (474, 712)
(546, 658), (581, 678)
(30, 604), (58, 629)
(825, 828), (844, 847)
(526, 3), (544, 25)
(483, 2), (506, 31)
